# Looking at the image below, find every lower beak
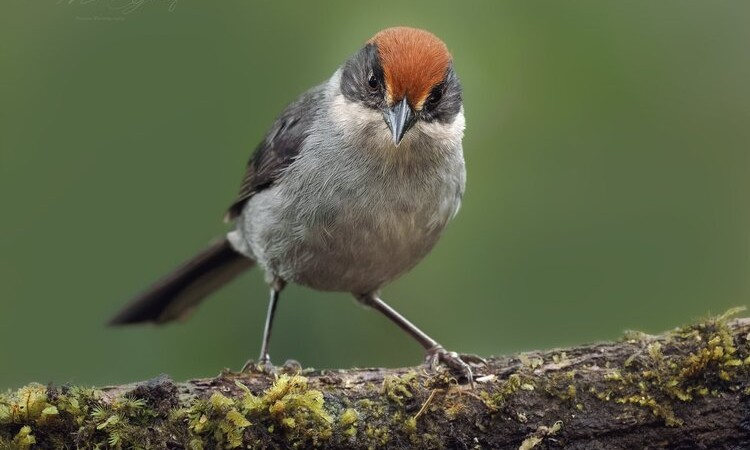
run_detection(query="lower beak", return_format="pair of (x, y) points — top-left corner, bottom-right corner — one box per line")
(383, 98), (416, 146)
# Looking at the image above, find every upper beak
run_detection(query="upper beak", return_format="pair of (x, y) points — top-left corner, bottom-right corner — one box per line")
(383, 98), (416, 146)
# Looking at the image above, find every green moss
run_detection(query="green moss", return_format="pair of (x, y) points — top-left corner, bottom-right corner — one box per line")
(0, 384), (53, 425)
(595, 308), (749, 426)
(12, 425), (35, 450)
(7, 382), (176, 449)
(364, 424), (389, 449)
(443, 401), (466, 421)
(477, 372), (535, 412)
(519, 435), (543, 450)
(0, 375), (338, 450)
(518, 420), (563, 450)
(0, 373), (467, 449)
(338, 408), (358, 438)
(356, 399), (375, 409)
(89, 395), (160, 449)
(188, 438), (205, 450)
(1, 309), (746, 448)
(186, 392), (249, 448)
(235, 374), (333, 447)
(382, 372), (417, 405)
(339, 408), (357, 426)
(404, 415), (417, 433)
(543, 370), (577, 402)
(518, 354), (543, 369)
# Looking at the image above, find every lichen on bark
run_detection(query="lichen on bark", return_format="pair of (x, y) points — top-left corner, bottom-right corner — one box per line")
(1, 311), (749, 449)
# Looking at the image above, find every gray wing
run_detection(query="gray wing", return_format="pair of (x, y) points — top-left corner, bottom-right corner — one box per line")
(225, 85), (325, 221)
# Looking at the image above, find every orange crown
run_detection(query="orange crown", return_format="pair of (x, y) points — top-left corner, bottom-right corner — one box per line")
(370, 27), (452, 110)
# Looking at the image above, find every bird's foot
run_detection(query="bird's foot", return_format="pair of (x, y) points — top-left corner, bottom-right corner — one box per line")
(279, 359), (302, 374)
(241, 356), (277, 375)
(241, 357), (302, 376)
(424, 346), (487, 387)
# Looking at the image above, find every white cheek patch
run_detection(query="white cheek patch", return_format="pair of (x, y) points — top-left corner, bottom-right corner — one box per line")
(416, 109), (465, 146)
(330, 93), (394, 149)
(330, 91), (465, 154)
(330, 93), (382, 128)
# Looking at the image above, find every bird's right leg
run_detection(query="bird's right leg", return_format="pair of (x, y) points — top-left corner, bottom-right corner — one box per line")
(242, 278), (285, 373)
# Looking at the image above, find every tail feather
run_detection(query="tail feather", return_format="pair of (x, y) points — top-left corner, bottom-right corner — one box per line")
(109, 237), (254, 325)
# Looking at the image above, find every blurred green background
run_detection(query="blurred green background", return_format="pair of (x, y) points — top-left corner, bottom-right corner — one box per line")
(1, 1), (749, 390)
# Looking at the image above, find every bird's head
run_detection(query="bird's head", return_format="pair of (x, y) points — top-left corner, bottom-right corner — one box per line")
(339, 27), (463, 147)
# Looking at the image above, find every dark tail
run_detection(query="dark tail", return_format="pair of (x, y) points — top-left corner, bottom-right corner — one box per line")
(109, 237), (255, 325)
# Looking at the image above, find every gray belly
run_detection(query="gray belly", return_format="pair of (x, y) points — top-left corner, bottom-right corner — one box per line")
(288, 202), (447, 293)
(229, 181), (458, 294)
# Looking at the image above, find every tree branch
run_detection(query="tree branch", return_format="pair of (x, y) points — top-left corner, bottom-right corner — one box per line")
(2, 312), (749, 449)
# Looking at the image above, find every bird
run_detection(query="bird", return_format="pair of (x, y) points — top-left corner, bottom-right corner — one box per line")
(109, 26), (482, 383)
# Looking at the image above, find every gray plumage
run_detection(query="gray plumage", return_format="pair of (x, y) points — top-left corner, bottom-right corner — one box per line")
(228, 69), (465, 294)
(109, 26), (478, 382)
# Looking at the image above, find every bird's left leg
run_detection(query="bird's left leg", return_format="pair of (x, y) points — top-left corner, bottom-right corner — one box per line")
(356, 293), (485, 385)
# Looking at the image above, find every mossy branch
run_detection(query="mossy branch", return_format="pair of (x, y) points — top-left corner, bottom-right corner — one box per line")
(2, 312), (750, 449)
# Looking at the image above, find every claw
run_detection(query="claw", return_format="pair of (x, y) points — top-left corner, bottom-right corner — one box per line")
(424, 346), (485, 387)
(241, 357), (277, 375)
(279, 359), (302, 374)
(457, 353), (488, 366)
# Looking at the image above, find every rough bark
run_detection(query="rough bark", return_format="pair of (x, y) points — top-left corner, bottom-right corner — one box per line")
(2, 313), (749, 450)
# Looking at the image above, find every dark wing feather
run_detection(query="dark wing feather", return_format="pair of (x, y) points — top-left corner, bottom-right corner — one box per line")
(225, 85), (325, 221)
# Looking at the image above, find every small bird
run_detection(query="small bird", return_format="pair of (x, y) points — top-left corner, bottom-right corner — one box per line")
(110, 26), (481, 382)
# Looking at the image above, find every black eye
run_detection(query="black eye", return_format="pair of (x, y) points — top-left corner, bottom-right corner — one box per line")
(427, 88), (442, 106)
(367, 74), (379, 91)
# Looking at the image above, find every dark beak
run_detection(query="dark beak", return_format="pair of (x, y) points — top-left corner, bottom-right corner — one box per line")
(383, 98), (416, 146)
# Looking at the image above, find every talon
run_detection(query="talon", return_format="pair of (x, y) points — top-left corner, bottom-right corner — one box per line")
(424, 347), (477, 387)
(458, 353), (487, 366)
(424, 346), (442, 371)
(241, 357), (277, 375)
(241, 359), (256, 373)
(280, 359), (302, 374)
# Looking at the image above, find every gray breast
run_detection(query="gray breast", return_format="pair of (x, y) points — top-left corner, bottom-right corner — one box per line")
(229, 90), (465, 295)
